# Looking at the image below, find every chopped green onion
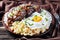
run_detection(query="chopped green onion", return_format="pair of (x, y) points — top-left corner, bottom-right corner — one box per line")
(42, 23), (44, 25)
(21, 28), (23, 32)
(40, 15), (43, 17)
(25, 20), (33, 26)
(44, 26), (46, 29)
(29, 23), (33, 26)
(25, 21), (27, 25)
(44, 13), (46, 15)
(35, 15), (37, 17)
(27, 18), (30, 20)
(45, 18), (48, 21)
(9, 13), (14, 17)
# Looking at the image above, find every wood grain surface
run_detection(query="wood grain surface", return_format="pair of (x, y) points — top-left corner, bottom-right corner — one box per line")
(0, 0), (60, 40)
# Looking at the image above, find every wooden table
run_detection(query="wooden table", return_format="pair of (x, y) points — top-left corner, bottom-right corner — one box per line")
(0, 0), (60, 40)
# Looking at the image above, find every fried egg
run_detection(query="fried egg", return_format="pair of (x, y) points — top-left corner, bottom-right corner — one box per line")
(22, 9), (52, 29)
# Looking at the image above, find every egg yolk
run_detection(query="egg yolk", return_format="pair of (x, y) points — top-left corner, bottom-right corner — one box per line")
(32, 15), (42, 22)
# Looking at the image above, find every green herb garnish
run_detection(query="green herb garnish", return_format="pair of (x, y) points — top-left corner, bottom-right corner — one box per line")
(40, 15), (43, 17)
(29, 23), (33, 26)
(25, 21), (27, 25)
(10, 13), (14, 17)
(44, 13), (46, 15)
(35, 15), (37, 17)
(45, 18), (48, 21)
(42, 23), (44, 25)
(28, 18), (30, 20)
(21, 28), (23, 32)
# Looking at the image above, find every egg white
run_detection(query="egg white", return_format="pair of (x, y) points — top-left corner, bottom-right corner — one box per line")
(21, 9), (52, 29)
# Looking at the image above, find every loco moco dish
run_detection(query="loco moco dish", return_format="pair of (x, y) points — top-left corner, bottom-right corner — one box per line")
(3, 3), (52, 36)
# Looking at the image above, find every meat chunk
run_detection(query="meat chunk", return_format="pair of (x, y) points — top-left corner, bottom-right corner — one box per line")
(26, 6), (35, 17)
